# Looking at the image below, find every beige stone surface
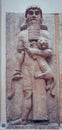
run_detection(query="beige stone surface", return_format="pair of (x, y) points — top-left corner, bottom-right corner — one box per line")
(6, 13), (57, 124)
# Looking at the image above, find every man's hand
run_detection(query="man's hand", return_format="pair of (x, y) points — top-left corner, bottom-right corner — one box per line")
(34, 71), (43, 79)
(12, 70), (23, 81)
(7, 90), (15, 100)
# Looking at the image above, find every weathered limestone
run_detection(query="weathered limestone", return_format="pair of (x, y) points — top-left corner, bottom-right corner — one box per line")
(6, 7), (62, 128)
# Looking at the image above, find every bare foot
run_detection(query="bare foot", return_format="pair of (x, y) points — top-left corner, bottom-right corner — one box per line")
(9, 118), (27, 125)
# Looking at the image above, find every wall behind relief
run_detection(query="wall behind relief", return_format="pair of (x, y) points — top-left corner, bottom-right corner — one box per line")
(0, 0), (1, 123)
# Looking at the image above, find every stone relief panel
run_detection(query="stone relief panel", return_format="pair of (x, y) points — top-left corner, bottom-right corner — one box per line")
(6, 7), (58, 126)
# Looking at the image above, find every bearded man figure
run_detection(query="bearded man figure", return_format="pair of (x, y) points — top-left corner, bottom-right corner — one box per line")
(8, 6), (55, 125)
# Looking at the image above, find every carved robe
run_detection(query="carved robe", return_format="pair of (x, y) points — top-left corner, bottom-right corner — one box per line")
(17, 28), (49, 120)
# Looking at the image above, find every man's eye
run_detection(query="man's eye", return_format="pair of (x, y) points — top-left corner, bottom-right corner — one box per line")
(29, 11), (33, 15)
(35, 11), (39, 15)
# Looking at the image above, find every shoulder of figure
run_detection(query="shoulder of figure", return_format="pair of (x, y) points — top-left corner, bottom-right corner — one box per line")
(40, 29), (50, 39)
(17, 29), (28, 42)
(20, 24), (27, 31)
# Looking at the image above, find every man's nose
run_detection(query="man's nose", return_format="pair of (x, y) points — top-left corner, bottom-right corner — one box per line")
(32, 13), (36, 18)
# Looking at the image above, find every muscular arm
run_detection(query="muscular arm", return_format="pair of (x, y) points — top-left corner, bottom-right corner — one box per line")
(26, 47), (53, 58)
(12, 41), (25, 81)
(16, 41), (25, 71)
(16, 51), (25, 71)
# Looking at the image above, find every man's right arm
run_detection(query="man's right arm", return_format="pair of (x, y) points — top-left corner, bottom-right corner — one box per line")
(12, 40), (25, 81)
(26, 47), (53, 58)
